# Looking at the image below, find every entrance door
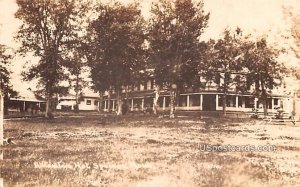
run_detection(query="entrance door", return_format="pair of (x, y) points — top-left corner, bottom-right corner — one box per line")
(202, 94), (216, 111)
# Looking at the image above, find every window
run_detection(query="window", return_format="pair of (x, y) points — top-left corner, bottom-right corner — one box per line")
(238, 96), (243, 107)
(102, 101), (105, 109)
(179, 95), (187, 107)
(140, 83), (144, 91)
(158, 97), (164, 107)
(190, 94), (200, 107)
(245, 97), (254, 108)
(146, 80), (152, 90)
(274, 98), (278, 105)
(165, 97), (170, 107)
(218, 95), (223, 107)
(267, 98), (272, 109)
(94, 100), (99, 106)
(86, 100), (91, 105)
(151, 79), (154, 89)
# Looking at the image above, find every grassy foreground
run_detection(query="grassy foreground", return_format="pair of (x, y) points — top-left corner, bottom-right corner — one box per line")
(1, 114), (300, 187)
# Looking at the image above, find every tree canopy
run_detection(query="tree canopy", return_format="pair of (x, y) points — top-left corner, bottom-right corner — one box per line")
(148, 0), (209, 117)
(243, 38), (284, 116)
(15, 0), (88, 117)
(11, 0), (289, 118)
(209, 29), (246, 115)
(86, 2), (146, 115)
(0, 44), (18, 114)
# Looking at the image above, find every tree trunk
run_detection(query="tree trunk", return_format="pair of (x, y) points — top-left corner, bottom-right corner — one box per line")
(74, 74), (79, 113)
(3, 91), (9, 115)
(99, 93), (103, 112)
(107, 90), (111, 113)
(0, 93), (4, 160)
(263, 98), (268, 117)
(261, 83), (268, 117)
(169, 89), (176, 118)
(75, 91), (79, 113)
(223, 73), (229, 117)
(116, 89), (122, 115)
(45, 94), (52, 118)
(153, 85), (160, 115)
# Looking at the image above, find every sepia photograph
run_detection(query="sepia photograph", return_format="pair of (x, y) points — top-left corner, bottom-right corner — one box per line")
(0, 0), (300, 186)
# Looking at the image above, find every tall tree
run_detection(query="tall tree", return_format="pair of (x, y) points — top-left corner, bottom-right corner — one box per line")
(283, 7), (300, 117)
(243, 38), (284, 117)
(1, 43), (16, 160)
(291, 14), (300, 59)
(0, 44), (18, 115)
(86, 2), (146, 115)
(15, 0), (88, 118)
(283, 7), (300, 59)
(211, 29), (245, 116)
(148, 0), (209, 118)
(65, 50), (88, 112)
(0, 61), (17, 156)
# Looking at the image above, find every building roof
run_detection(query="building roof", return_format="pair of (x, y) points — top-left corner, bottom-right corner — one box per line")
(9, 88), (45, 102)
(10, 97), (45, 103)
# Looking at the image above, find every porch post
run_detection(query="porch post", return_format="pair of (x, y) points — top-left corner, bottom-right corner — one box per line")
(142, 98), (144, 110)
(112, 100), (115, 111)
(163, 97), (166, 111)
(272, 98), (274, 112)
(98, 100), (100, 111)
(187, 95), (190, 110)
(216, 94), (219, 110)
(153, 98), (155, 110)
(236, 95), (239, 111)
(200, 94), (203, 110)
(39, 102), (41, 113)
(131, 98), (134, 111)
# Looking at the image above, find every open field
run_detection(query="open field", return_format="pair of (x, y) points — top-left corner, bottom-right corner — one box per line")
(1, 113), (300, 187)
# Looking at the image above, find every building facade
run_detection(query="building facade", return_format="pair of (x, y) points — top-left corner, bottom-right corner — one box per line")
(100, 76), (300, 118)
(7, 97), (46, 116)
(56, 95), (100, 111)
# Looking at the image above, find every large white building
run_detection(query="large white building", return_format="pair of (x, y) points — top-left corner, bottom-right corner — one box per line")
(100, 74), (300, 118)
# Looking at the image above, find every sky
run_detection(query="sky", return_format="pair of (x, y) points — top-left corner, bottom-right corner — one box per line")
(0, 0), (300, 96)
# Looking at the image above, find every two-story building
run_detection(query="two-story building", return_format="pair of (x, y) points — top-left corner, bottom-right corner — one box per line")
(100, 73), (300, 118)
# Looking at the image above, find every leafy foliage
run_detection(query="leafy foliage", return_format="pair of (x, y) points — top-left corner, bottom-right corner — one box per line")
(283, 7), (300, 59)
(243, 38), (284, 115)
(86, 2), (146, 114)
(0, 44), (18, 113)
(148, 0), (209, 90)
(148, 0), (209, 117)
(15, 0), (88, 116)
(208, 29), (246, 115)
(0, 45), (12, 93)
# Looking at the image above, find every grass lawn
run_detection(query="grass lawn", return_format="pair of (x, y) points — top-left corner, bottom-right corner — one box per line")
(1, 113), (300, 187)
